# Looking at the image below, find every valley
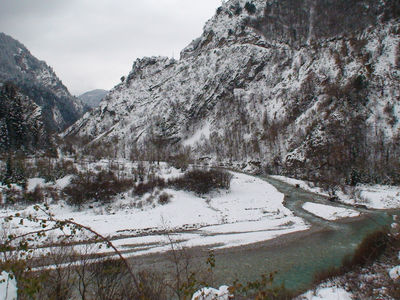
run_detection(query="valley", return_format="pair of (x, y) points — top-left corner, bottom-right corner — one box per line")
(1, 0), (400, 299)
(1, 157), (398, 298)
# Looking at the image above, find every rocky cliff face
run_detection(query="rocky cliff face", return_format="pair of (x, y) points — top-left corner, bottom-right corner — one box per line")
(66, 0), (400, 184)
(0, 32), (85, 132)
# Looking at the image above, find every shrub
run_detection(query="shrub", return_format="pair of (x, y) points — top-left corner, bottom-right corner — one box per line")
(168, 151), (191, 171)
(168, 169), (233, 195)
(2, 155), (26, 186)
(90, 259), (130, 300)
(24, 186), (44, 203)
(230, 271), (295, 299)
(134, 177), (165, 196)
(2, 187), (24, 205)
(63, 171), (133, 207)
(244, 2), (256, 14)
(158, 192), (171, 205)
(350, 229), (390, 267)
(31, 158), (78, 182)
(53, 160), (78, 179)
(231, 3), (242, 15)
(312, 264), (344, 284)
(313, 228), (391, 284)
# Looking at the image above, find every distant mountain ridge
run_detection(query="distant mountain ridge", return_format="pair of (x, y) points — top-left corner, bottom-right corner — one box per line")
(0, 32), (85, 132)
(78, 89), (108, 109)
(65, 0), (400, 184)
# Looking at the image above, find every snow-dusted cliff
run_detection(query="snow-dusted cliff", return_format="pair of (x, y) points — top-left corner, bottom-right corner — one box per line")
(0, 32), (85, 132)
(66, 0), (400, 183)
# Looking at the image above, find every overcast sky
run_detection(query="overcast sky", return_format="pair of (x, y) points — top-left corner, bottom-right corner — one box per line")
(0, 0), (222, 95)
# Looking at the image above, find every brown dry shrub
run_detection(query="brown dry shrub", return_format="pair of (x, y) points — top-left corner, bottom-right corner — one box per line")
(24, 186), (44, 203)
(63, 171), (133, 206)
(168, 169), (233, 195)
(312, 228), (391, 285)
(158, 192), (171, 205)
(134, 177), (166, 196)
(350, 229), (390, 267)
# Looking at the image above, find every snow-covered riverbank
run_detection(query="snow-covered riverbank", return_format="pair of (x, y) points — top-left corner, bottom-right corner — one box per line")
(302, 202), (360, 221)
(271, 175), (400, 210)
(1, 168), (309, 257)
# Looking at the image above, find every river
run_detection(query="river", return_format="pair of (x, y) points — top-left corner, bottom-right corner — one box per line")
(129, 175), (396, 292)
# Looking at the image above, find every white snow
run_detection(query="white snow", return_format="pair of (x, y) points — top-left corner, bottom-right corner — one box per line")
(355, 185), (400, 209)
(389, 266), (400, 280)
(270, 175), (328, 197)
(192, 285), (231, 300)
(26, 178), (46, 192)
(272, 175), (400, 210)
(54, 175), (74, 190)
(183, 123), (211, 146)
(302, 202), (360, 221)
(299, 284), (352, 300)
(0, 271), (17, 300)
(336, 184), (400, 209)
(0, 170), (309, 259)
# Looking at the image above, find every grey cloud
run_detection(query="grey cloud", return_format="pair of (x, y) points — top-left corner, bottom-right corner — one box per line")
(0, 0), (222, 94)
(0, 0), (75, 23)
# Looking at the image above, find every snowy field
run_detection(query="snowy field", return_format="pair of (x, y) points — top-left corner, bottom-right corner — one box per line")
(0, 167), (309, 259)
(302, 202), (360, 221)
(271, 175), (400, 209)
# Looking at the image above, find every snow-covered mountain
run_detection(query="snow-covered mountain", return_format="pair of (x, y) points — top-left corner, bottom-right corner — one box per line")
(0, 32), (85, 132)
(66, 0), (400, 184)
(78, 89), (108, 109)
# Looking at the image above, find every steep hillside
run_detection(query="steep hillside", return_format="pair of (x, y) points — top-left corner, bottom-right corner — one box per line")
(78, 89), (108, 109)
(0, 32), (85, 132)
(66, 0), (400, 184)
(0, 82), (53, 153)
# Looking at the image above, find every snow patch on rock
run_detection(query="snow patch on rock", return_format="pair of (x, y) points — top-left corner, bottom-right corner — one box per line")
(389, 266), (400, 280)
(192, 285), (232, 300)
